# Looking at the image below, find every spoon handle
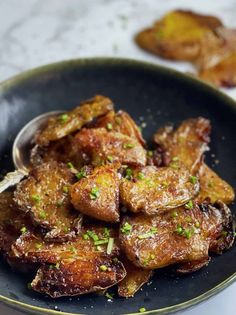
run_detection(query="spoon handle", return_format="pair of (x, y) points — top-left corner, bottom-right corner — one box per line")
(0, 170), (28, 193)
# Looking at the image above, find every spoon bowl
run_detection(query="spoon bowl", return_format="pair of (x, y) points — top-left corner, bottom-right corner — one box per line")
(13, 110), (63, 172)
(0, 110), (63, 193)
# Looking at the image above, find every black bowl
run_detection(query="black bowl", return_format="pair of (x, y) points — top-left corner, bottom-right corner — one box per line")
(0, 58), (235, 315)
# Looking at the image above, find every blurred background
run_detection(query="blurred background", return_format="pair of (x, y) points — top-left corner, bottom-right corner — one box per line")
(0, 0), (236, 314)
(1, 0), (236, 99)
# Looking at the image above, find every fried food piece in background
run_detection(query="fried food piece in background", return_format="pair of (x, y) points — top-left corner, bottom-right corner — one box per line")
(197, 164), (235, 204)
(198, 51), (236, 87)
(195, 28), (236, 87)
(73, 128), (147, 167)
(12, 226), (126, 297)
(118, 256), (152, 297)
(36, 95), (114, 146)
(120, 202), (234, 270)
(153, 117), (211, 174)
(135, 10), (223, 61)
(120, 165), (199, 215)
(14, 161), (81, 241)
(95, 110), (145, 145)
(71, 165), (120, 222)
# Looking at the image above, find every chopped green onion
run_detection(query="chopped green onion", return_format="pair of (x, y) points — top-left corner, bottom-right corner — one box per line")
(139, 307), (146, 313)
(125, 168), (133, 180)
(106, 123), (113, 130)
(185, 200), (193, 210)
(90, 187), (100, 200)
(35, 243), (42, 249)
(67, 162), (74, 169)
(39, 210), (46, 219)
(20, 226), (27, 234)
(59, 114), (69, 123)
(123, 143), (135, 149)
(107, 237), (114, 255)
(103, 227), (110, 238)
(63, 186), (69, 193)
(94, 239), (109, 246)
(137, 172), (145, 180)
(172, 156), (179, 161)
(107, 155), (113, 162)
(189, 175), (197, 184)
(138, 227), (157, 239)
(31, 194), (41, 203)
(76, 168), (87, 180)
(120, 222), (132, 234)
(105, 292), (114, 299)
(171, 210), (178, 218)
(99, 265), (108, 271)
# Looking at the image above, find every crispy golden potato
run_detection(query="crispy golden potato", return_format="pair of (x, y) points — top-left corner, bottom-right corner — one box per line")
(118, 257), (152, 297)
(120, 165), (199, 215)
(135, 10), (223, 61)
(120, 202), (234, 269)
(71, 165), (120, 222)
(197, 164), (235, 204)
(196, 28), (236, 87)
(14, 162), (81, 241)
(198, 52), (236, 87)
(154, 117), (211, 174)
(73, 128), (147, 167)
(12, 226), (126, 297)
(95, 110), (145, 145)
(36, 95), (113, 146)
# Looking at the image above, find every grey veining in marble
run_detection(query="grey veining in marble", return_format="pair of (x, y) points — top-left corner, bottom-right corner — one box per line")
(0, 1), (236, 315)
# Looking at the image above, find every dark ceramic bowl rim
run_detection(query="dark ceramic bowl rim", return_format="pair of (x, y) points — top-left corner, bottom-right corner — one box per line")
(0, 57), (235, 315)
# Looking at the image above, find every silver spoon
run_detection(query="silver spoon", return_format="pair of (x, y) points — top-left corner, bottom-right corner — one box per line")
(0, 110), (63, 193)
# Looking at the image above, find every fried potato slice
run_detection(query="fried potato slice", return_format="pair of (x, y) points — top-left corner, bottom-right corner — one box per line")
(71, 165), (120, 222)
(11, 226), (126, 297)
(196, 28), (236, 87)
(176, 256), (211, 274)
(30, 135), (85, 169)
(197, 164), (235, 204)
(154, 117), (211, 174)
(118, 257), (152, 297)
(120, 202), (234, 269)
(95, 110), (145, 145)
(14, 162), (81, 241)
(73, 128), (147, 166)
(198, 51), (236, 87)
(120, 165), (199, 215)
(0, 192), (27, 252)
(36, 95), (113, 146)
(135, 10), (223, 61)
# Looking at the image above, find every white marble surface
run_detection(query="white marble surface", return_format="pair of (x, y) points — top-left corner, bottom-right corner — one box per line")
(0, 0), (236, 314)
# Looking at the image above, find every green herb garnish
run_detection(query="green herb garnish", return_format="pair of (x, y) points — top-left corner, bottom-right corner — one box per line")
(185, 200), (193, 210)
(31, 194), (41, 203)
(90, 187), (100, 200)
(123, 143), (135, 149)
(59, 114), (69, 123)
(76, 168), (87, 180)
(125, 168), (133, 180)
(106, 123), (113, 130)
(99, 265), (108, 271)
(120, 222), (132, 234)
(189, 175), (197, 184)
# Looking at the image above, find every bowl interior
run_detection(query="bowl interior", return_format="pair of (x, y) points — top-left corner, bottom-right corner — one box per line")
(0, 59), (235, 315)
